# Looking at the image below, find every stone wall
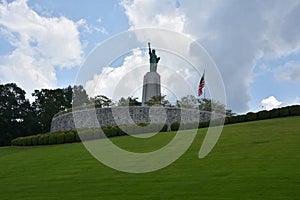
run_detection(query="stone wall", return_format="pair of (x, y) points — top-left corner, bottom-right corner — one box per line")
(50, 106), (219, 132)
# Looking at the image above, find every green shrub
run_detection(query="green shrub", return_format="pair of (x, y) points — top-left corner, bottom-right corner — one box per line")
(56, 133), (65, 144)
(49, 134), (57, 144)
(22, 137), (27, 146)
(245, 112), (257, 121)
(198, 121), (209, 128)
(65, 131), (75, 143)
(236, 115), (246, 123)
(26, 136), (33, 146)
(75, 132), (81, 142)
(160, 124), (168, 132)
(226, 116), (239, 124)
(279, 107), (289, 117)
(257, 110), (270, 120)
(269, 108), (280, 118)
(103, 127), (112, 137)
(11, 138), (20, 146)
(38, 134), (49, 145)
(32, 135), (39, 145)
(289, 105), (300, 116)
(170, 122), (180, 131)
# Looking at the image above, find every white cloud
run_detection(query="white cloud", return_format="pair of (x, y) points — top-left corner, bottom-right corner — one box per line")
(77, 18), (108, 35)
(120, 0), (300, 112)
(274, 61), (300, 82)
(85, 48), (148, 100)
(121, 0), (186, 33)
(0, 0), (83, 98)
(85, 48), (199, 103)
(261, 96), (282, 110)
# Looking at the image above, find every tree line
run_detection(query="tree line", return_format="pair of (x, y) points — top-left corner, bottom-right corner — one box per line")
(0, 83), (232, 146)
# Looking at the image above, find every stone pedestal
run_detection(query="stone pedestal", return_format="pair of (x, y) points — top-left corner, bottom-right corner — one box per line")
(142, 72), (161, 105)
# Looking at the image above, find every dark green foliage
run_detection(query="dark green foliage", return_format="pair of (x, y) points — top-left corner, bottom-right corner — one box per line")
(257, 110), (270, 120)
(38, 135), (44, 145)
(225, 116), (238, 124)
(279, 107), (289, 117)
(269, 109), (280, 118)
(56, 133), (65, 144)
(0, 83), (34, 146)
(118, 96), (142, 106)
(32, 135), (39, 145)
(170, 122), (180, 131)
(40, 134), (49, 145)
(236, 115), (246, 123)
(32, 86), (73, 134)
(75, 132), (81, 142)
(26, 136), (33, 146)
(198, 121), (209, 128)
(160, 124), (168, 132)
(49, 134), (57, 145)
(65, 131), (75, 143)
(288, 105), (300, 116)
(245, 112), (257, 121)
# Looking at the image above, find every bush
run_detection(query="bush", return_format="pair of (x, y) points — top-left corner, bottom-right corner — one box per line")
(289, 105), (300, 116)
(245, 112), (257, 121)
(236, 115), (246, 123)
(170, 122), (180, 131)
(56, 133), (65, 144)
(226, 116), (238, 124)
(41, 134), (49, 145)
(160, 124), (168, 132)
(198, 121), (209, 128)
(32, 135), (39, 145)
(269, 108), (280, 118)
(65, 131), (75, 143)
(75, 132), (81, 142)
(26, 136), (33, 146)
(279, 107), (289, 117)
(257, 110), (270, 120)
(49, 134), (57, 145)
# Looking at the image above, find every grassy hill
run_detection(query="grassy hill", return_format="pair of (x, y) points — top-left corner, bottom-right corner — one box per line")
(0, 117), (299, 200)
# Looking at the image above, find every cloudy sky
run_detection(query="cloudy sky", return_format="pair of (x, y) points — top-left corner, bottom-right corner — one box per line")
(0, 0), (299, 113)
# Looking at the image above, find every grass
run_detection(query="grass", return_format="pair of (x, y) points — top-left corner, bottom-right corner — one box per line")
(0, 117), (299, 200)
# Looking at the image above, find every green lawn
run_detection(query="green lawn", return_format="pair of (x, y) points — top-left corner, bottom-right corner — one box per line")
(1, 117), (299, 200)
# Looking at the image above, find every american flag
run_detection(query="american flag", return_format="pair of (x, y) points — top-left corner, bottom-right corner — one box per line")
(198, 73), (205, 96)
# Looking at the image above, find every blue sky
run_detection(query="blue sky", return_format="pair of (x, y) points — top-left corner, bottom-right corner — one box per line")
(0, 0), (299, 113)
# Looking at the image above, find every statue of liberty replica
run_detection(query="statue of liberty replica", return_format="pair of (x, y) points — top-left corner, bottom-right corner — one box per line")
(142, 42), (161, 105)
(148, 42), (160, 72)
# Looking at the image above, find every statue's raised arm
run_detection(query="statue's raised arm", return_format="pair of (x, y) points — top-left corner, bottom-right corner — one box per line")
(148, 42), (151, 53)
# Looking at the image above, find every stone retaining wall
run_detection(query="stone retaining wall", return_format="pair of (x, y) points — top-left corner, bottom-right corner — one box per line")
(50, 106), (219, 132)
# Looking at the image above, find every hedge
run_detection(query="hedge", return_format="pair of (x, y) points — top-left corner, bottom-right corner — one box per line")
(11, 105), (300, 146)
(289, 105), (300, 116)
(245, 112), (257, 121)
(170, 122), (180, 131)
(257, 110), (270, 120)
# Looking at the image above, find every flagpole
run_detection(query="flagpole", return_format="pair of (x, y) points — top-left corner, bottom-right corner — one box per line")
(203, 70), (205, 99)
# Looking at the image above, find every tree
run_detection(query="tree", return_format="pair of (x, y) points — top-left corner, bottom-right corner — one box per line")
(91, 95), (114, 108)
(118, 96), (142, 106)
(0, 83), (33, 145)
(198, 98), (234, 115)
(32, 87), (73, 133)
(176, 95), (199, 109)
(145, 95), (170, 107)
(73, 85), (89, 107)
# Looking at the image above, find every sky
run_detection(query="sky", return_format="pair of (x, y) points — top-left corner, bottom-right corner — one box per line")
(0, 0), (300, 114)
